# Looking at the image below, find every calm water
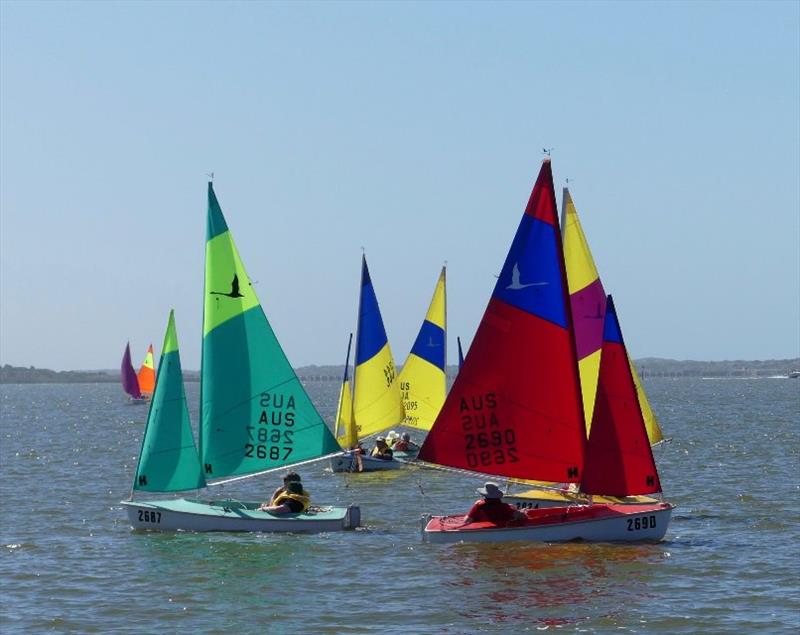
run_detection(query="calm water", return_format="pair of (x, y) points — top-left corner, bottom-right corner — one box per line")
(1, 378), (798, 634)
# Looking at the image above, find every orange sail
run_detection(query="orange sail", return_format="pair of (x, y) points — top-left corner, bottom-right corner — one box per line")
(137, 344), (156, 396)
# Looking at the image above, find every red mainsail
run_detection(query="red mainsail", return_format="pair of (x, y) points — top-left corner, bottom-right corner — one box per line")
(580, 296), (662, 496)
(418, 160), (586, 482)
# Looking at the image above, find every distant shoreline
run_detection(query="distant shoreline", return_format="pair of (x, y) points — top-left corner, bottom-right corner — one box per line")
(1, 358), (798, 384)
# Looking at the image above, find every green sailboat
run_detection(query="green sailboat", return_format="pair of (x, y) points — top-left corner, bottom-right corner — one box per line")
(121, 184), (359, 532)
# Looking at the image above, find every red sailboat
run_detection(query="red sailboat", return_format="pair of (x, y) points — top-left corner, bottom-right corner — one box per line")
(420, 160), (672, 543)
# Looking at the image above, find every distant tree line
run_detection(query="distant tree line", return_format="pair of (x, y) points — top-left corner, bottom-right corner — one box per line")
(2, 358), (798, 385)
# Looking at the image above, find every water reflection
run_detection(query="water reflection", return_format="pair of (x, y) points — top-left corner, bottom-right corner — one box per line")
(439, 541), (669, 628)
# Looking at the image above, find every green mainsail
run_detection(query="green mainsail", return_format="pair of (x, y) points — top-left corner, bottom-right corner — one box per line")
(200, 183), (342, 480)
(133, 310), (206, 492)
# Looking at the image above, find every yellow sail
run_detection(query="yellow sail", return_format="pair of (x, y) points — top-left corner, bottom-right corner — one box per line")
(352, 256), (404, 438)
(335, 378), (356, 449)
(398, 266), (447, 430)
(561, 188), (664, 444)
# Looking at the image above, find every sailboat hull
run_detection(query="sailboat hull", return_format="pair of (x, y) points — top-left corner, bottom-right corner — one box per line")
(422, 502), (673, 544)
(121, 499), (360, 533)
(330, 451), (405, 473)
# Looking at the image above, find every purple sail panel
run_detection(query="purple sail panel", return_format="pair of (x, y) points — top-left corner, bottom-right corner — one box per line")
(570, 278), (607, 360)
(121, 343), (142, 398)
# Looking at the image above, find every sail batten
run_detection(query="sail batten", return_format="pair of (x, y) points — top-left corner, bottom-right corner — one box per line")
(200, 183), (341, 481)
(418, 160), (586, 483)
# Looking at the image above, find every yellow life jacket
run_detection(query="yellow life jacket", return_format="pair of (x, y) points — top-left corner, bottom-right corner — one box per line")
(273, 490), (310, 512)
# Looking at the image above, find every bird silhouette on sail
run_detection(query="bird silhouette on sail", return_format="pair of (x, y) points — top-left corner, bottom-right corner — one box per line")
(210, 274), (245, 298)
(506, 263), (548, 290)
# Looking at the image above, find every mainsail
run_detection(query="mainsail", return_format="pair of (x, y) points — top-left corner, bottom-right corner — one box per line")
(418, 160), (586, 482)
(560, 188), (663, 444)
(581, 296), (662, 496)
(121, 342), (142, 399)
(352, 256), (404, 438)
(334, 333), (356, 449)
(133, 311), (205, 493)
(200, 183), (341, 481)
(137, 344), (156, 396)
(398, 266), (447, 430)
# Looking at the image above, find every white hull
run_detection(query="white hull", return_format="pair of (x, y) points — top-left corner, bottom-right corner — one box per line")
(422, 504), (673, 544)
(121, 498), (360, 533)
(330, 451), (404, 473)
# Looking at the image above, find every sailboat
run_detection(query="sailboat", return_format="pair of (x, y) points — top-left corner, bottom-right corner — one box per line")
(395, 265), (447, 451)
(418, 160), (672, 543)
(330, 256), (405, 472)
(121, 342), (146, 402)
(136, 344), (156, 398)
(121, 184), (360, 532)
(456, 336), (465, 371)
(506, 186), (666, 508)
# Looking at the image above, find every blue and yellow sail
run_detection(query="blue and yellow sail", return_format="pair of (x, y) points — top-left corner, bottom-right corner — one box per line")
(352, 256), (404, 439)
(133, 310), (205, 492)
(200, 183), (341, 480)
(398, 266), (447, 430)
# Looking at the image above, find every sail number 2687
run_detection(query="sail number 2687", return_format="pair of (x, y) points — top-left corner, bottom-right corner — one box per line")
(137, 510), (161, 524)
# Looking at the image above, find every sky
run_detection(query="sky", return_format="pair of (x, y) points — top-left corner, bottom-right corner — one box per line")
(1, 0), (798, 371)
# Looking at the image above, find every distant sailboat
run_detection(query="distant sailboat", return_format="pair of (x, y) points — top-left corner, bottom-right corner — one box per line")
(120, 342), (144, 402)
(121, 183), (359, 532)
(136, 344), (156, 398)
(457, 336), (465, 371)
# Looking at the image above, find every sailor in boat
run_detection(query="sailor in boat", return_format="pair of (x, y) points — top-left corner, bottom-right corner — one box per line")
(258, 481), (310, 514)
(463, 483), (526, 526)
(386, 430), (399, 447)
(370, 436), (394, 460)
(392, 432), (419, 453)
(261, 472), (306, 509)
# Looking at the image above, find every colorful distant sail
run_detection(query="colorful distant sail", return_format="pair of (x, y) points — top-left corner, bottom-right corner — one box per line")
(200, 183), (341, 481)
(137, 344), (156, 396)
(560, 188), (663, 444)
(419, 160), (586, 483)
(398, 266), (447, 430)
(335, 333), (357, 449)
(121, 342), (142, 400)
(133, 311), (205, 493)
(457, 336), (465, 371)
(581, 296), (661, 497)
(352, 256), (404, 438)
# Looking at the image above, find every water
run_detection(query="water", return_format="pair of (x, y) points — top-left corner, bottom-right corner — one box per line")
(1, 378), (798, 633)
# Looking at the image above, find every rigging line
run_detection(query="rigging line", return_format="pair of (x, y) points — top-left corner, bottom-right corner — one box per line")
(206, 451), (345, 487)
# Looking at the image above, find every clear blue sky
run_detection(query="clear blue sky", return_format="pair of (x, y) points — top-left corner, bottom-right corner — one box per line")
(1, 1), (798, 370)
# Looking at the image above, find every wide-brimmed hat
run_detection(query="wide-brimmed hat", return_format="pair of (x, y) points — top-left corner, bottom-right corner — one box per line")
(477, 482), (504, 499)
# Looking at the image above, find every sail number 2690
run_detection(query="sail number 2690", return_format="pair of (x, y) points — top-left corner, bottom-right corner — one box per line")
(627, 515), (657, 531)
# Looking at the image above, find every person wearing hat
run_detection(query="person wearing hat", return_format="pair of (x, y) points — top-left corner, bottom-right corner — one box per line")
(258, 480), (310, 514)
(392, 432), (419, 452)
(464, 482), (526, 526)
(370, 436), (394, 460)
(264, 472), (306, 508)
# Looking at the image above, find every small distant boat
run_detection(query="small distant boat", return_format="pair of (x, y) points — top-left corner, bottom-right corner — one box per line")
(120, 342), (146, 403)
(788, 370), (800, 379)
(330, 256), (404, 473)
(136, 344), (156, 398)
(121, 183), (359, 532)
(419, 160), (672, 544)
